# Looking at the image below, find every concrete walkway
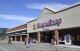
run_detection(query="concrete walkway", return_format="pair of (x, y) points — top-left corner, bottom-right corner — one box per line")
(11, 41), (80, 48)
(54, 44), (80, 48)
(0, 40), (80, 51)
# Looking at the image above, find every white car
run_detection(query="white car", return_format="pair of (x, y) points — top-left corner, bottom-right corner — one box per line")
(32, 39), (36, 43)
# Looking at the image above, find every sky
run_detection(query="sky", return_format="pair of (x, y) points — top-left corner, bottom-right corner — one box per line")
(0, 0), (80, 28)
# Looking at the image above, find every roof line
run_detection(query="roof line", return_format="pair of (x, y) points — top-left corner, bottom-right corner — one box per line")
(27, 2), (80, 23)
(8, 23), (27, 30)
(45, 2), (80, 13)
(27, 19), (37, 23)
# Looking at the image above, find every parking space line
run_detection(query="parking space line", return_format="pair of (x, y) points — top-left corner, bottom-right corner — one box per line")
(0, 45), (8, 51)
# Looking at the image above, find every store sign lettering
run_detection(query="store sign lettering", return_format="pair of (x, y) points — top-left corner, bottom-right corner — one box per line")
(37, 18), (62, 29)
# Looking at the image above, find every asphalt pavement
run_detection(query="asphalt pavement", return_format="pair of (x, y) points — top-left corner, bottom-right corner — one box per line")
(0, 40), (80, 51)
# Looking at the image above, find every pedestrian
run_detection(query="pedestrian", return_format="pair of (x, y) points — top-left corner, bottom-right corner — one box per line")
(51, 36), (55, 45)
(8, 37), (12, 44)
(45, 36), (47, 43)
(51, 38), (54, 45)
(27, 38), (30, 48)
(24, 38), (27, 45)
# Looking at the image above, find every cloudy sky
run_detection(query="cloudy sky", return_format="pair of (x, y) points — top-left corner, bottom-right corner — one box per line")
(0, 0), (80, 28)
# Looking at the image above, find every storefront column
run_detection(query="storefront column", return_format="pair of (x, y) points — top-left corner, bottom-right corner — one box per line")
(11, 36), (13, 41)
(27, 34), (29, 40)
(15, 36), (17, 41)
(20, 35), (22, 41)
(37, 32), (40, 44)
(54, 29), (59, 45)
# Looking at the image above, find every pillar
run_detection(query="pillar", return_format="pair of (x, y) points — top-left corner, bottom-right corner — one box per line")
(15, 36), (17, 41)
(20, 35), (22, 41)
(54, 29), (59, 45)
(27, 34), (29, 40)
(37, 32), (40, 44)
(11, 36), (13, 41)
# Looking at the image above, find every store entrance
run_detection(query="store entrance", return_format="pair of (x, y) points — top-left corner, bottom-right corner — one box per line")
(40, 31), (54, 43)
(72, 34), (80, 45)
(59, 27), (80, 45)
(16, 36), (20, 41)
(22, 35), (26, 41)
(29, 33), (37, 43)
(12, 36), (15, 41)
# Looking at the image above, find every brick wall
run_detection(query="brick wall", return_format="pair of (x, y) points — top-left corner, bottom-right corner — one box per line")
(7, 24), (27, 32)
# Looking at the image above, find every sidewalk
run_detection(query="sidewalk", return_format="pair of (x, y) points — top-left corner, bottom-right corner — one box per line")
(1, 40), (80, 51)
(12, 41), (80, 48)
(54, 44), (80, 48)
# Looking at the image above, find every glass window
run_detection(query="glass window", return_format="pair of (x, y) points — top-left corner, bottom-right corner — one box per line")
(60, 35), (65, 41)
(66, 34), (70, 43)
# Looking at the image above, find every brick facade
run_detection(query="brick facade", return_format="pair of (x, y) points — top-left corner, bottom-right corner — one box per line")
(7, 24), (27, 32)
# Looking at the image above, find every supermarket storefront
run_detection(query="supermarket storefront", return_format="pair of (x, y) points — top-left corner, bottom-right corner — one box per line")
(7, 24), (27, 41)
(27, 3), (80, 45)
(7, 29), (27, 41)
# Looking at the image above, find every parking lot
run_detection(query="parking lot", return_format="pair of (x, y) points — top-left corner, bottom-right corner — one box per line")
(0, 40), (80, 51)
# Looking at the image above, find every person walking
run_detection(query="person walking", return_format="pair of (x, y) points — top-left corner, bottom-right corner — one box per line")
(8, 37), (12, 44)
(51, 36), (55, 45)
(24, 38), (27, 45)
(51, 38), (54, 45)
(45, 36), (47, 43)
(27, 38), (30, 48)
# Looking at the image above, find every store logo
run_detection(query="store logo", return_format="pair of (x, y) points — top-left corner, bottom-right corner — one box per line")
(33, 24), (36, 30)
(33, 18), (62, 30)
(37, 18), (62, 29)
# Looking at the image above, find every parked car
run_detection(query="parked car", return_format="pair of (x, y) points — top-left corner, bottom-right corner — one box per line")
(32, 38), (36, 43)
